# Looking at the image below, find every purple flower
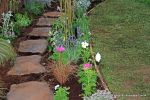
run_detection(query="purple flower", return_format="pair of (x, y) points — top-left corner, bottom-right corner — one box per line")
(83, 63), (91, 69)
(56, 46), (65, 52)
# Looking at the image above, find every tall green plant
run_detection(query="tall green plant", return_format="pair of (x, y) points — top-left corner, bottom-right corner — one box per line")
(9, 0), (21, 12)
(0, 38), (16, 66)
(60, 0), (75, 41)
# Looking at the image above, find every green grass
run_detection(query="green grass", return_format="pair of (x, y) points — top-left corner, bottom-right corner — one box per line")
(89, 0), (150, 100)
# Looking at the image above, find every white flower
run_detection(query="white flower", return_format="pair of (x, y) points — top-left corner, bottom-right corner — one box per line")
(81, 41), (89, 48)
(6, 39), (11, 43)
(55, 85), (60, 90)
(89, 32), (91, 35)
(95, 52), (101, 62)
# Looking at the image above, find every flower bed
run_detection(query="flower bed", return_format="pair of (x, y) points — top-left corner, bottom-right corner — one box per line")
(47, 0), (115, 99)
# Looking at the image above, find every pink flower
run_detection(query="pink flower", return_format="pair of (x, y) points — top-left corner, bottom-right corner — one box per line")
(83, 63), (91, 69)
(56, 46), (65, 52)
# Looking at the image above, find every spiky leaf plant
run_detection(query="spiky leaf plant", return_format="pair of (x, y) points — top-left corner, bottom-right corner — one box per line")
(0, 38), (16, 66)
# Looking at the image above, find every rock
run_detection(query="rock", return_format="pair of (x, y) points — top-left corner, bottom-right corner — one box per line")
(7, 81), (54, 100)
(43, 12), (61, 18)
(36, 18), (56, 26)
(28, 27), (51, 37)
(7, 55), (46, 75)
(18, 39), (48, 54)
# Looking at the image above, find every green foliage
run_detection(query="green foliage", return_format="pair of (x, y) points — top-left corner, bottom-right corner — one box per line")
(50, 45), (82, 64)
(24, 1), (44, 16)
(0, 38), (16, 66)
(0, 11), (15, 39)
(75, 16), (90, 40)
(81, 48), (91, 63)
(77, 66), (97, 96)
(15, 13), (32, 27)
(54, 87), (69, 100)
(137, 0), (150, 6)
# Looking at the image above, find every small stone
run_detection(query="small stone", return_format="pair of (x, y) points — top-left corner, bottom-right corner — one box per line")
(7, 55), (46, 75)
(43, 12), (61, 18)
(18, 39), (48, 54)
(7, 81), (54, 100)
(36, 18), (56, 26)
(28, 27), (51, 37)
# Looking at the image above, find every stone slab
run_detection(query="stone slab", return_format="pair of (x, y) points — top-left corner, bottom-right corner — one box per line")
(7, 81), (54, 100)
(43, 12), (61, 18)
(7, 55), (46, 75)
(36, 18), (56, 26)
(18, 39), (48, 54)
(28, 27), (51, 37)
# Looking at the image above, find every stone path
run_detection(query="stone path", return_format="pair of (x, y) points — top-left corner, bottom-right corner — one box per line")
(7, 81), (53, 100)
(7, 11), (60, 100)
(28, 27), (51, 37)
(18, 39), (48, 54)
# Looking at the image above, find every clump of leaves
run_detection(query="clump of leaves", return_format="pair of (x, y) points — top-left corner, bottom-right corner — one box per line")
(0, 11), (15, 40)
(24, 1), (44, 16)
(77, 65), (97, 96)
(51, 61), (76, 84)
(54, 86), (69, 100)
(14, 13), (32, 27)
(0, 38), (16, 66)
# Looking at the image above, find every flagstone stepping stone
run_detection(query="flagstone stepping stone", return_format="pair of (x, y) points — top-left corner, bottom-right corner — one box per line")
(7, 81), (54, 100)
(7, 55), (46, 75)
(43, 11), (61, 18)
(36, 18), (56, 26)
(18, 39), (48, 54)
(28, 27), (51, 37)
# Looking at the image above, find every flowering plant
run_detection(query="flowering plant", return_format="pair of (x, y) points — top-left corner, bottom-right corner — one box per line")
(77, 64), (97, 96)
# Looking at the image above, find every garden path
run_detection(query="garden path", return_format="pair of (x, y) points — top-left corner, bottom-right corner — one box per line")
(6, 11), (60, 100)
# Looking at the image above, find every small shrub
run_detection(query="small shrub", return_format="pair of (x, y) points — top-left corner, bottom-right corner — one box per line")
(24, 1), (44, 16)
(51, 61), (76, 84)
(15, 13), (32, 27)
(54, 86), (69, 100)
(0, 38), (16, 66)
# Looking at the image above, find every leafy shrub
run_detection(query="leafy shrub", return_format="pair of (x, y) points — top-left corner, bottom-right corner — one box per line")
(77, 66), (98, 96)
(0, 11), (15, 39)
(54, 86), (69, 100)
(15, 13), (32, 27)
(24, 1), (44, 16)
(0, 38), (16, 66)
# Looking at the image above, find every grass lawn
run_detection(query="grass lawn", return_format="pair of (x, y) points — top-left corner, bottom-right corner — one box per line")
(89, 0), (150, 99)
